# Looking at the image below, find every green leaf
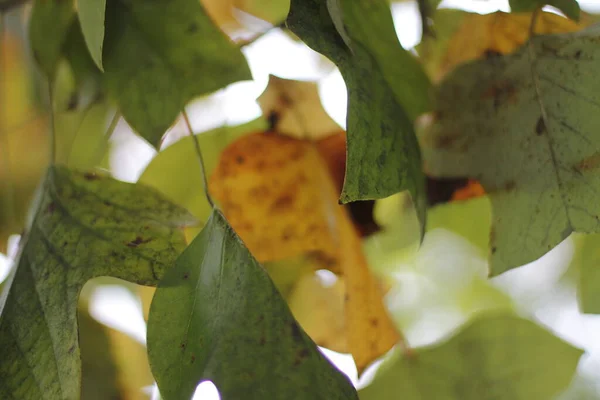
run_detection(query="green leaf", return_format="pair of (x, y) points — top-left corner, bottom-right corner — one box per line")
(139, 118), (268, 227)
(102, 0), (252, 147)
(29, 0), (75, 78)
(571, 233), (600, 314)
(77, 0), (106, 71)
(359, 314), (583, 400)
(287, 0), (429, 227)
(509, 0), (580, 21)
(0, 166), (196, 399)
(147, 210), (358, 400)
(421, 25), (600, 276)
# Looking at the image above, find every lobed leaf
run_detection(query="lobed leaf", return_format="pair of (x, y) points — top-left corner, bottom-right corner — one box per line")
(360, 314), (583, 400)
(422, 25), (600, 275)
(0, 166), (196, 399)
(147, 210), (358, 400)
(286, 0), (428, 225)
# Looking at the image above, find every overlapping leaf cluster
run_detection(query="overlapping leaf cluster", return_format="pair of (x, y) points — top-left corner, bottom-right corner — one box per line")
(1, 0), (599, 399)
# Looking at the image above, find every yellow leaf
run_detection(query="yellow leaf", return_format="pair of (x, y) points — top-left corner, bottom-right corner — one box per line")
(428, 11), (582, 81)
(288, 272), (347, 353)
(209, 131), (342, 271)
(210, 130), (402, 374)
(257, 75), (342, 141)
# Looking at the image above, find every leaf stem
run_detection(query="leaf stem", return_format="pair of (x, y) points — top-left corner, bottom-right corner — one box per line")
(182, 110), (214, 208)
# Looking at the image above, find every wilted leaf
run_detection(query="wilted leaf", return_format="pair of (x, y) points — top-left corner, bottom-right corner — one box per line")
(509, 0), (580, 21)
(140, 118), (268, 227)
(418, 11), (581, 81)
(287, 0), (428, 218)
(0, 166), (196, 399)
(77, 0), (106, 71)
(421, 25), (600, 275)
(29, 0), (74, 78)
(210, 131), (401, 373)
(147, 210), (358, 400)
(102, 0), (252, 147)
(360, 314), (583, 400)
(257, 75), (342, 140)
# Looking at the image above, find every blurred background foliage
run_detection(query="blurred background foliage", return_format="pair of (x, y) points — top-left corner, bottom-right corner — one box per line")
(3, 0), (600, 399)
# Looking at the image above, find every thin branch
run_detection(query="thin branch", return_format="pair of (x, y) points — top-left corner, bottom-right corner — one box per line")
(182, 110), (214, 208)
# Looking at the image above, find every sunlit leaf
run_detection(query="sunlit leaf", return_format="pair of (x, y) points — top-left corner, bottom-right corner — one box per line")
(509, 0), (580, 21)
(422, 25), (600, 276)
(102, 0), (252, 147)
(287, 0), (428, 220)
(0, 166), (196, 399)
(147, 210), (358, 400)
(77, 0), (106, 71)
(360, 314), (583, 400)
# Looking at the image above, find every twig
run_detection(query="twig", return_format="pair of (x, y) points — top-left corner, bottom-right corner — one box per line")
(182, 110), (214, 208)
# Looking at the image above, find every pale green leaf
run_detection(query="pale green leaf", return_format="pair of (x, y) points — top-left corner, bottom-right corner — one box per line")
(77, 0), (106, 71)
(139, 118), (268, 226)
(571, 233), (600, 314)
(422, 25), (600, 276)
(360, 314), (583, 400)
(287, 0), (428, 227)
(102, 0), (252, 147)
(147, 210), (357, 400)
(0, 166), (196, 399)
(29, 0), (75, 78)
(509, 0), (580, 21)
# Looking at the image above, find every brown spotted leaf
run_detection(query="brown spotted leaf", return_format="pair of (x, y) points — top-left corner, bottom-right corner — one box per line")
(0, 166), (196, 399)
(257, 75), (342, 140)
(421, 25), (600, 276)
(147, 210), (357, 400)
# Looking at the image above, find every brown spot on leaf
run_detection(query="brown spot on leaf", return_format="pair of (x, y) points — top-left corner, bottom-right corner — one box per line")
(575, 50), (582, 59)
(183, 272), (189, 280)
(259, 336), (266, 346)
(481, 80), (517, 109)
(191, 355), (196, 364)
(369, 318), (379, 327)
(576, 152), (600, 172)
(267, 111), (280, 130)
(535, 117), (546, 135)
(83, 172), (100, 180)
(504, 181), (516, 191)
(46, 202), (56, 214)
(290, 322), (303, 343)
(126, 236), (152, 248)
(271, 194), (295, 211)
(186, 22), (198, 34)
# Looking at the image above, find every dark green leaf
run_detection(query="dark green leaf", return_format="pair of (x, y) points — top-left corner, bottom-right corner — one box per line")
(147, 210), (357, 400)
(422, 25), (600, 275)
(77, 0), (106, 71)
(287, 0), (428, 229)
(0, 166), (196, 399)
(103, 0), (252, 147)
(509, 0), (580, 21)
(360, 314), (583, 400)
(29, 0), (75, 78)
